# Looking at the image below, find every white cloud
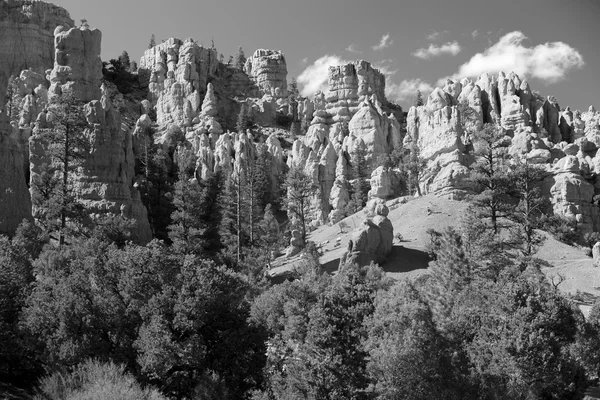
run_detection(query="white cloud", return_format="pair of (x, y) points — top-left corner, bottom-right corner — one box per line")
(412, 41), (462, 59)
(345, 44), (362, 54)
(427, 30), (449, 41)
(446, 31), (584, 83)
(372, 33), (393, 51)
(298, 55), (350, 98)
(301, 57), (308, 64)
(386, 78), (434, 103)
(471, 30), (479, 38)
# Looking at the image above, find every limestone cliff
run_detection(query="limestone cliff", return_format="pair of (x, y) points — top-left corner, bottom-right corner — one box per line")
(0, 0), (73, 109)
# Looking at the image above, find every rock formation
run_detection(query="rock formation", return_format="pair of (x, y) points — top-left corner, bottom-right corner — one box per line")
(339, 203), (393, 267)
(27, 24), (152, 241)
(139, 38), (219, 128)
(286, 61), (403, 225)
(244, 49), (288, 98)
(0, 0), (73, 109)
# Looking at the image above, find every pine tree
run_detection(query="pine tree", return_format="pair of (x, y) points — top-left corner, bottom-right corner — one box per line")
(118, 51), (130, 72)
(469, 123), (512, 234)
(31, 90), (91, 246)
(148, 33), (156, 49)
(288, 77), (299, 97)
(348, 140), (369, 213)
(413, 90), (424, 107)
(424, 228), (473, 329)
(506, 159), (549, 256)
(234, 46), (246, 71)
(4, 75), (21, 123)
(168, 148), (205, 254)
(400, 145), (426, 196)
(220, 165), (248, 264)
(236, 103), (253, 133)
(285, 166), (318, 245)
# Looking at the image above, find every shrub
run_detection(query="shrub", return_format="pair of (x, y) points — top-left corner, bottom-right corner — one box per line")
(584, 232), (600, 250)
(35, 359), (166, 400)
(542, 214), (579, 245)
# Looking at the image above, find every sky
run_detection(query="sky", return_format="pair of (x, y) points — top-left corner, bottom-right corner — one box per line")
(53, 0), (600, 111)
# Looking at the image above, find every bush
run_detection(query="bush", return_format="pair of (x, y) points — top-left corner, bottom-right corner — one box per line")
(542, 214), (579, 245)
(275, 112), (293, 129)
(584, 232), (600, 249)
(35, 359), (166, 400)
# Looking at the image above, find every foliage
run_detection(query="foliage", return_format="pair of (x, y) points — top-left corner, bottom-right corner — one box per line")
(468, 123), (513, 235)
(584, 231), (600, 249)
(284, 167), (318, 245)
(135, 258), (266, 398)
(505, 159), (549, 256)
(365, 282), (460, 399)
(413, 90), (424, 107)
(4, 74), (21, 123)
(347, 140), (370, 213)
(35, 359), (166, 400)
(288, 77), (299, 97)
(234, 46), (246, 71)
(31, 90), (92, 246)
(236, 103), (254, 133)
(102, 51), (137, 94)
(148, 34), (156, 49)
(541, 214), (579, 245)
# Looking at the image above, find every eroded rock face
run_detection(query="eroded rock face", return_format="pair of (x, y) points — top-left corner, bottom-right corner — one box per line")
(0, 0), (73, 109)
(28, 25), (152, 241)
(244, 49), (287, 98)
(543, 156), (598, 233)
(139, 38), (219, 127)
(49, 25), (103, 102)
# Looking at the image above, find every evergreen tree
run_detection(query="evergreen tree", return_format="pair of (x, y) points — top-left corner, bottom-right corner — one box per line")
(288, 77), (299, 97)
(413, 89), (424, 107)
(234, 46), (246, 71)
(148, 33), (156, 49)
(469, 123), (512, 234)
(506, 158), (549, 256)
(168, 148), (206, 255)
(118, 51), (131, 72)
(348, 140), (370, 213)
(4, 75), (21, 123)
(31, 90), (91, 246)
(399, 145), (426, 196)
(236, 103), (253, 133)
(285, 166), (318, 245)
(221, 166), (248, 264)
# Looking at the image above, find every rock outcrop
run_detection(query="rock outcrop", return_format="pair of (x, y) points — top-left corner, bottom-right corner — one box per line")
(0, 0), (73, 109)
(244, 49), (288, 98)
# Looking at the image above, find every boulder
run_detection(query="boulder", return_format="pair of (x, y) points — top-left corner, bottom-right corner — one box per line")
(340, 204), (393, 267)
